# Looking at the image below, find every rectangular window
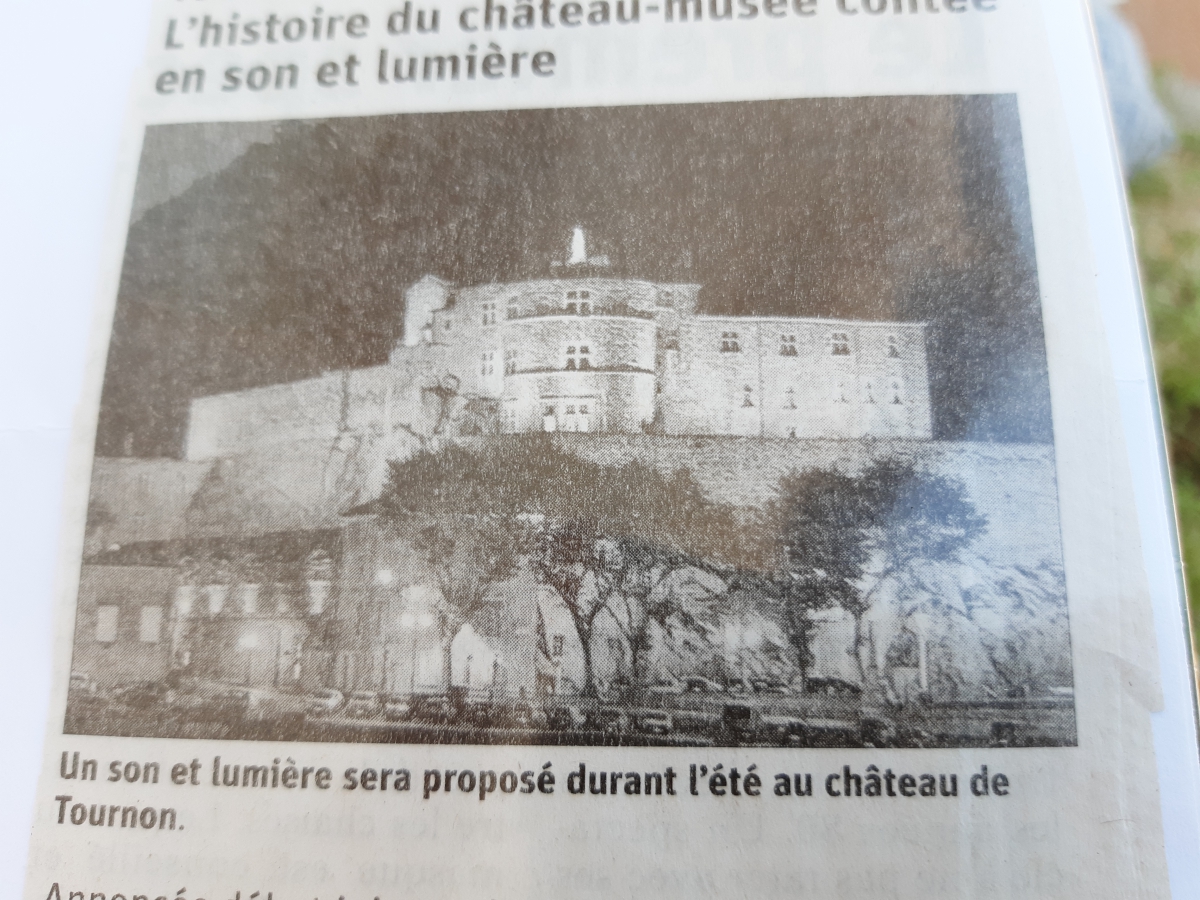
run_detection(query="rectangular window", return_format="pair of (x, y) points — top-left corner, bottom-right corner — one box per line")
(720, 331), (740, 353)
(481, 351), (495, 376)
(505, 349), (517, 374)
(780, 335), (798, 356)
(96, 605), (119, 643)
(552, 635), (565, 657)
(830, 332), (851, 356)
(139, 606), (163, 643)
(481, 302), (498, 326)
(887, 334), (901, 358)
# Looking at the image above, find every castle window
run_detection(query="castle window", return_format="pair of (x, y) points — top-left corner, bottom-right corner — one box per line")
(481, 302), (498, 326)
(579, 346), (591, 370)
(784, 387), (797, 409)
(890, 379), (904, 404)
(567, 291), (578, 299)
(580, 290), (591, 300)
(544, 405), (555, 417)
(481, 351), (495, 376)
(830, 332), (850, 355)
(721, 332), (740, 353)
(579, 404), (589, 415)
(444, 319), (453, 331)
(887, 335), (901, 358)
(864, 380), (876, 404)
(742, 385), (755, 408)
(566, 346), (577, 370)
(505, 349), (517, 375)
(507, 303), (518, 319)
(836, 381), (849, 403)
(95, 605), (118, 643)
(566, 302), (577, 315)
(780, 335), (798, 356)
(552, 635), (565, 657)
(566, 405), (576, 415)
(139, 606), (163, 643)
(580, 302), (591, 316)
(788, 427), (797, 438)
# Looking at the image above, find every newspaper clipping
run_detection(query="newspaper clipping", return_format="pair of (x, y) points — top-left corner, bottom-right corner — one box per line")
(23, 1), (1176, 898)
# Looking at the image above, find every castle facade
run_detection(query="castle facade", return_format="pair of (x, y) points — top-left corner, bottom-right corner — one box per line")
(184, 233), (931, 460)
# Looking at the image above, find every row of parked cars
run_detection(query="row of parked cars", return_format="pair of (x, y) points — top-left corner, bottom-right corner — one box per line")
(300, 683), (866, 745)
(306, 688), (539, 729)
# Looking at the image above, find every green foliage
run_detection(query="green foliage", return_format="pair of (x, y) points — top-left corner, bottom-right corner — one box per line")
(1130, 131), (1200, 645)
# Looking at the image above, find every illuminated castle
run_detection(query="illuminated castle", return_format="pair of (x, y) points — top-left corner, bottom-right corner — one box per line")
(184, 229), (931, 460)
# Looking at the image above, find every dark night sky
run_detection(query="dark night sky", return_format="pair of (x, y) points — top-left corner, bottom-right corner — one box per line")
(98, 95), (1051, 457)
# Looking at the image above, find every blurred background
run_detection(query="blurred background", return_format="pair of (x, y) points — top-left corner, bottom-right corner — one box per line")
(1103, 0), (1200, 668)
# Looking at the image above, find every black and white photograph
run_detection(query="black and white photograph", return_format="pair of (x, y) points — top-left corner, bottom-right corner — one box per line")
(66, 95), (1075, 748)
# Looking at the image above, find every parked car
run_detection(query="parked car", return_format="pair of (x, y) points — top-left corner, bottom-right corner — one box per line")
(306, 688), (345, 716)
(111, 681), (171, 710)
(645, 678), (684, 698)
(637, 710), (673, 735)
(545, 703), (588, 730)
(345, 691), (382, 718)
(804, 678), (862, 698)
(409, 694), (454, 724)
(721, 702), (757, 738)
(682, 676), (725, 695)
(761, 713), (809, 746)
(751, 678), (793, 697)
(382, 695), (412, 721)
(589, 706), (631, 735)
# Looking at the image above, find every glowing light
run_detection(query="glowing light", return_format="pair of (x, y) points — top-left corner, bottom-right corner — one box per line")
(375, 568), (394, 586)
(568, 226), (587, 265)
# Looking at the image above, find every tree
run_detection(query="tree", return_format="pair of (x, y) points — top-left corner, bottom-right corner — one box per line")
(601, 546), (712, 689)
(380, 436), (741, 697)
(768, 460), (987, 686)
(379, 445), (523, 690)
(768, 468), (877, 684)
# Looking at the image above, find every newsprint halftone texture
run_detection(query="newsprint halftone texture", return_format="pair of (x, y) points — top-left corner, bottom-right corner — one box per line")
(67, 95), (1076, 748)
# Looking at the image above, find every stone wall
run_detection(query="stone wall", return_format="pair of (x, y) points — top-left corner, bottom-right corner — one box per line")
(551, 434), (1063, 567)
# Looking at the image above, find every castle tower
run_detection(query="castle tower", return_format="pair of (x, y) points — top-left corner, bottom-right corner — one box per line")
(403, 275), (451, 347)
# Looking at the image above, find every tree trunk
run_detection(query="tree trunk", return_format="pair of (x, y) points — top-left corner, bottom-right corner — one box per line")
(630, 625), (652, 687)
(850, 612), (868, 688)
(440, 613), (458, 695)
(579, 631), (597, 697)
